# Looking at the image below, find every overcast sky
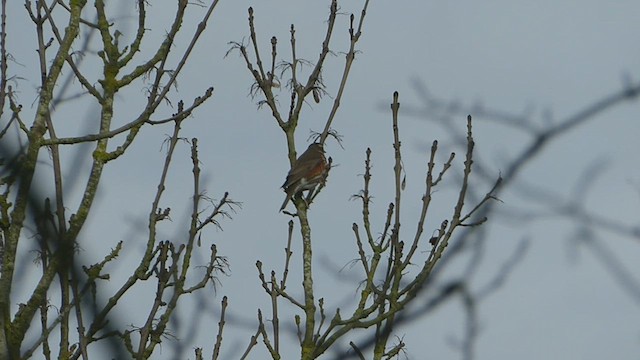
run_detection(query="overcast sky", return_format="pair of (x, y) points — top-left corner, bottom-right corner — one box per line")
(8, 1), (640, 359)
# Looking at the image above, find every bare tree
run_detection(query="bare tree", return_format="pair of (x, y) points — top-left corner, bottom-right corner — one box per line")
(381, 75), (640, 359)
(226, 2), (500, 359)
(0, 1), (234, 359)
(0, 1), (508, 359)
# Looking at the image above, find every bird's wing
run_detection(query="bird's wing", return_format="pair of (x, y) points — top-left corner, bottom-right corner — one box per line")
(281, 144), (325, 188)
(282, 158), (322, 187)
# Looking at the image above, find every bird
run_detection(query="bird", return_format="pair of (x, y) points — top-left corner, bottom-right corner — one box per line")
(279, 143), (330, 211)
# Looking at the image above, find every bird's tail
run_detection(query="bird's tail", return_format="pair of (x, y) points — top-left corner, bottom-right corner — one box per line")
(279, 192), (293, 212)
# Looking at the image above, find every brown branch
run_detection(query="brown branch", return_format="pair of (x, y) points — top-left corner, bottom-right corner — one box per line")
(211, 296), (228, 360)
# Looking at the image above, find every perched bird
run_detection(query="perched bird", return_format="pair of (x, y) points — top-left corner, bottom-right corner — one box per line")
(279, 143), (330, 211)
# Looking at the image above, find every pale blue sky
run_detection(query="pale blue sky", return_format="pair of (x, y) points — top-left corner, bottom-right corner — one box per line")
(7, 1), (640, 359)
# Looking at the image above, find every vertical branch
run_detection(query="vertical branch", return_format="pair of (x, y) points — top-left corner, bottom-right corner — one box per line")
(298, 209), (316, 360)
(136, 242), (172, 358)
(36, 200), (53, 360)
(146, 0), (220, 109)
(319, 0), (370, 143)
(64, 0), (115, 243)
(248, 7), (266, 81)
(453, 116), (474, 227)
(360, 148), (376, 246)
(0, 0), (7, 119)
(32, 1), (73, 355)
(132, 119), (188, 358)
(283, 24), (299, 150)
(281, 220), (295, 289)
(373, 91), (402, 359)
(269, 271), (280, 354)
(0, 1), (87, 357)
(426, 117), (478, 270)
(35, 0), (68, 238)
(211, 296), (228, 360)
(235, 1), (374, 358)
(70, 269), (88, 359)
(238, 8), (285, 128)
(390, 92), (402, 230)
(136, 131), (234, 358)
(80, 118), (184, 347)
(402, 140), (441, 267)
(289, 25), (299, 100)
(183, 135), (201, 277)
